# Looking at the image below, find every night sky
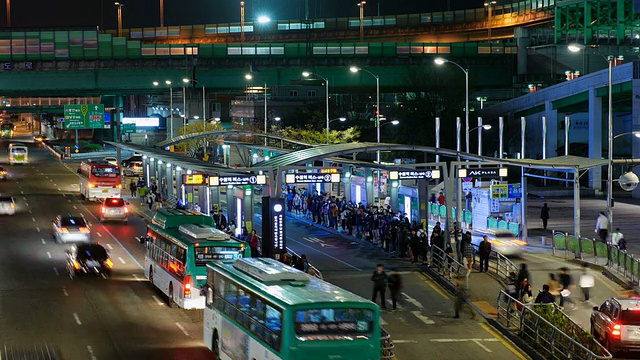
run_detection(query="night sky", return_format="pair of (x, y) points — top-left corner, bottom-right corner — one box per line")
(4, 0), (485, 30)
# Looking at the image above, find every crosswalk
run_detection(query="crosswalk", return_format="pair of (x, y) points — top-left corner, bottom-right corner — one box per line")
(379, 291), (436, 326)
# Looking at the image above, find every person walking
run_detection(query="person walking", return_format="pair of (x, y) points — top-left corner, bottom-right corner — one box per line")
(463, 232), (474, 271)
(516, 263), (530, 296)
(129, 180), (137, 198)
(579, 264), (595, 303)
(547, 273), (562, 302)
(611, 228), (624, 249)
(249, 230), (260, 258)
(478, 235), (491, 272)
(595, 211), (609, 243)
(540, 203), (550, 230)
(453, 282), (476, 319)
(558, 267), (576, 310)
(387, 271), (403, 311)
(371, 264), (388, 309)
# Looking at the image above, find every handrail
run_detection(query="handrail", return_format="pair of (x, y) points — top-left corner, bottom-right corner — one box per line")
(471, 244), (519, 284)
(380, 327), (396, 360)
(550, 230), (638, 286)
(253, 235), (323, 280)
(427, 245), (470, 288)
(496, 290), (611, 360)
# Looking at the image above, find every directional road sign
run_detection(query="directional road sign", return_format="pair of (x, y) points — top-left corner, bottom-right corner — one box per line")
(63, 104), (105, 130)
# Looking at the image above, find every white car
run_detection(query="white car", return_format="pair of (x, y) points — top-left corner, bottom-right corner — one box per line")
(471, 229), (525, 256)
(0, 196), (16, 215)
(53, 215), (91, 243)
(103, 157), (118, 166)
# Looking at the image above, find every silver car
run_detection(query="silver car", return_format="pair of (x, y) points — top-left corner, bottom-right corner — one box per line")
(99, 197), (129, 223)
(53, 215), (91, 243)
(0, 196), (16, 215)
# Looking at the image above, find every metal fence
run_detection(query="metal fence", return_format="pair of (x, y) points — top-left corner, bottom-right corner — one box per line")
(381, 327), (396, 360)
(471, 244), (520, 284)
(427, 245), (470, 288)
(551, 231), (639, 285)
(496, 290), (611, 360)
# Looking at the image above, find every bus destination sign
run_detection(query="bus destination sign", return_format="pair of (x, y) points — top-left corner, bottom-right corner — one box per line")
(285, 173), (341, 184)
(389, 169), (441, 180)
(209, 174), (267, 186)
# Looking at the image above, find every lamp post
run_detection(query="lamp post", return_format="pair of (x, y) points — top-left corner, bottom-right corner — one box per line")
(245, 74), (268, 146)
(469, 123), (492, 156)
(159, 0), (164, 27)
(358, 1), (366, 42)
(302, 71), (331, 144)
(569, 44), (614, 225)
(240, 1), (245, 43)
(182, 78), (189, 135)
(435, 117), (440, 163)
(154, 80), (173, 139)
(477, 96), (487, 109)
(434, 58), (469, 154)
(484, 0), (496, 41)
(114, 2), (124, 37)
(6, 0), (10, 27)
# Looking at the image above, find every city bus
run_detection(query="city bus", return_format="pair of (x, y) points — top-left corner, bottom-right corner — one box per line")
(204, 257), (381, 360)
(8, 143), (28, 165)
(1, 121), (14, 138)
(144, 208), (251, 309)
(78, 160), (122, 201)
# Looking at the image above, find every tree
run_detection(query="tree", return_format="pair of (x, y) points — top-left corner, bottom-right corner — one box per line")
(174, 121), (223, 159)
(276, 124), (361, 146)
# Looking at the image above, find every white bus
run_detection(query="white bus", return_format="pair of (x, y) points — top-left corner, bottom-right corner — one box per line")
(78, 160), (122, 201)
(8, 144), (28, 165)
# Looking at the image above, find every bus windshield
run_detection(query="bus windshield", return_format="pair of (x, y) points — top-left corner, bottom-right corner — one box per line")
(194, 246), (245, 265)
(295, 308), (375, 338)
(10, 148), (26, 154)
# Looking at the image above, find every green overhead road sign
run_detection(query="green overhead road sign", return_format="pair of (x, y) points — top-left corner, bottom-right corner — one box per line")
(122, 123), (136, 134)
(63, 104), (105, 130)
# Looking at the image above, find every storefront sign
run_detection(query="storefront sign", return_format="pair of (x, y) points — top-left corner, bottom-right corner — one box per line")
(284, 173), (341, 184)
(457, 167), (507, 178)
(389, 169), (440, 180)
(208, 174), (267, 186)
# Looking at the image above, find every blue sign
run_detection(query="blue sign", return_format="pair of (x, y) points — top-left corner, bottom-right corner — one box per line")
(103, 113), (111, 124)
(508, 183), (522, 198)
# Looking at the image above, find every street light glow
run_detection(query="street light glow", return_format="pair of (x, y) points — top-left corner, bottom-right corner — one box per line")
(165, 80), (171, 85)
(152, 81), (159, 86)
(258, 16), (271, 23)
(434, 58), (447, 65)
(568, 44), (584, 53)
(302, 71), (311, 77)
(339, 117), (346, 122)
(245, 74), (253, 80)
(349, 66), (360, 73)
(274, 117), (281, 121)
(482, 124), (492, 130)
(182, 78), (189, 83)
(391, 120), (400, 125)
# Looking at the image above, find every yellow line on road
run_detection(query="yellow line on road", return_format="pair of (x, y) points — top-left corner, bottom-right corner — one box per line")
(524, 253), (620, 294)
(418, 273), (451, 300)
(478, 322), (529, 360)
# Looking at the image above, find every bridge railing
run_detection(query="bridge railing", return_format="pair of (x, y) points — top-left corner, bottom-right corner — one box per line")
(427, 245), (470, 288)
(551, 230), (639, 285)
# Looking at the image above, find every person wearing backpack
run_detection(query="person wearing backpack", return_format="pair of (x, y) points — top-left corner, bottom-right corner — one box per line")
(387, 271), (403, 311)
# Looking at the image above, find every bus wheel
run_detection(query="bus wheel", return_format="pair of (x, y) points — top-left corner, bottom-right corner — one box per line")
(212, 331), (220, 357)
(168, 282), (174, 308)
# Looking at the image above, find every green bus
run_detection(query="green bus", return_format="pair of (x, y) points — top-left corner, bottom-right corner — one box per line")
(204, 257), (381, 360)
(144, 208), (251, 309)
(0, 121), (14, 138)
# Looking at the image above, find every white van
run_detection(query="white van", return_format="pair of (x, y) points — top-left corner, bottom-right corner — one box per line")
(8, 143), (28, 165)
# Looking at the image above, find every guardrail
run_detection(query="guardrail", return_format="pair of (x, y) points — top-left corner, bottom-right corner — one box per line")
(285, 247), (323, 280)
(551, 231), (639, 285)
(380, 327), (396, 360)
(427, 245), (470, 288)
(471, 244), (519, 284)
(496, 290), (611, 360)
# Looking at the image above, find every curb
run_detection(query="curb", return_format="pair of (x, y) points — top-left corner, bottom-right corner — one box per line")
(41, 142), (63, 160)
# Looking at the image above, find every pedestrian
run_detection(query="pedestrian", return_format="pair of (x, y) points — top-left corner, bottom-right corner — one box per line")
(409, 230), (419, 264)
(418, 229), (429, 263)
(595, 211), (609, 243)
(558, 267), (575, 310)
(611, 228), (624, 249)
(547, 273), (562, 300)
(146, 192), (154, 210)
(579, 264), (595, 302)
(521, 284), (534, 306)
(463, 232), (474, 271)
(534, 284), (555, 304)
(249, 230), (260, 257)
(507, 271), (518, 299)
(193, 203), (201, 212)
(129, 180), (137, 198)
(371, 264), (388, 309)
(465, 191), (472, 211)
(299, 254), (310, 273)
(437, 191), (446, 206)
(478, 235), (491, 272)
(516, 263), (530, 296)
(387, 271), (403, 311)
(540, 203), (550, 230)
(453, 282), (476, 319)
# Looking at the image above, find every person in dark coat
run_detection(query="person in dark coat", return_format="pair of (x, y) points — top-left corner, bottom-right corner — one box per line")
(535, 284), (555, 304)
(540, 203), (550, 230)
(478, 235), (492, 272)
(371, 264), (388, 309)
(387, 271), (403, 311)
(516, 263), (530, 297)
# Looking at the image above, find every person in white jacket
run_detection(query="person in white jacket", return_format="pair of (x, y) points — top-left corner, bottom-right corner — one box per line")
(595, 211), (609, 243)
(610, 228), (624, 248)
(579, 264), (595, 302)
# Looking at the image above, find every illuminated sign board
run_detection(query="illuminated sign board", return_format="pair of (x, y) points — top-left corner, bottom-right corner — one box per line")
(285, 173), (341, 184)
(389, 169), (440, 180)
(319, 168), (340, 174)
(121, 117), (160, 127)
(457, 167), (508, 178)
(182, 174), (207, 185)
(261, 198), (286, 259)
(491, 183), (522, 199)
(208, 174), (267, 186)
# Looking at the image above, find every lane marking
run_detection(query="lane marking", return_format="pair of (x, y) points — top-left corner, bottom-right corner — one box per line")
(28, 210), (32, 214)
(68, 200), (72, 203)
(87, 345), (97, 360)
(106, 243), (113, 250)
(410, 310), (435, 325)
(418, 273), (450, 300)
(47, 252), (52, 259)
(118, 257), (126, 264)
(478, 322), (528, 360)
(25, 203), (28, 207)
(20, 191), (23, 194)
(96, 232), (102, 237)
(132, 274), (142, 281)
(73, 313), (82, 325)
(394, 340), (419, 344)
(41, 239), (46, 245)
(53, 267), (59, 276)
(57, 188), (61, 191)
(380, 317), (388, 326)
(473, 339), (493, 353)
(36, 227), (40, 233)
(152, 295), (164, 306)
(22, 196), (26, 200)
(62, 287), (68, 297)
(31, 217), (36, 222)
(73, 205), (77, 209)
(402, 292), (424, 309)
(175, 322), (190, 337)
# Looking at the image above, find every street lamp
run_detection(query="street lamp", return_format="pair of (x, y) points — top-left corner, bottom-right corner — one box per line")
(154, 80), (173, 139)
(484, 0), (496, 41)
(469, 123), (492, 156)
(159, 0), (164, 27)
(114, 2), (124, 38)
(182, 78), (189, 134)
(357, 1), (366, 41)
(6, 0), (10, 27)
(302, 71), (331, 144)
(569, 43), (615, 225)
(245, 73), (268, 146)
(240, 1), (245, 43)
(434, 58), (469, 154)
(258, 16), (271, 23)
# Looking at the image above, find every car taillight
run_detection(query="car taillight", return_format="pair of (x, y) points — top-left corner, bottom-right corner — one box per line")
(115, 184), (121, 189)
(10, 203), (14, 208)
(184, 275), (192, 298)
(88, 183), (94, 188)
(124, 207), (128, 214)
(79, 227), (90, 233)
(59, 228), (69, 233)
(612, 324), (622, 337)
(101, 206), (106, 214)
(73, 260), (81, 270)
(105, 258), (113, 269)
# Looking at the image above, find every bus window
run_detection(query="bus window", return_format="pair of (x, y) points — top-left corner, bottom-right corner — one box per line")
(295, 308), (374, 338)
(265, 305), (282, 351)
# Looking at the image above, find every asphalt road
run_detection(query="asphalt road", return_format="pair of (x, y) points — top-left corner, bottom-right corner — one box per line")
(0, 135), (213, 360)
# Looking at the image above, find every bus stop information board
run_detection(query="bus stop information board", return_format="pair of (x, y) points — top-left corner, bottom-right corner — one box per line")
(285, 173), (341, 184)
(208, 174), (267, 186)
(457, 167), (508, 178)
(63, 104), (105, 130)
(491, 183), (522, 199)
(182, 174), (207, 186)
(389, 169), (441, 180)
(261, 197), (286, 259)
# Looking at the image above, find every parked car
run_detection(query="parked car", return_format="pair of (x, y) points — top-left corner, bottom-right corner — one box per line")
(591, 297), (640, 357)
